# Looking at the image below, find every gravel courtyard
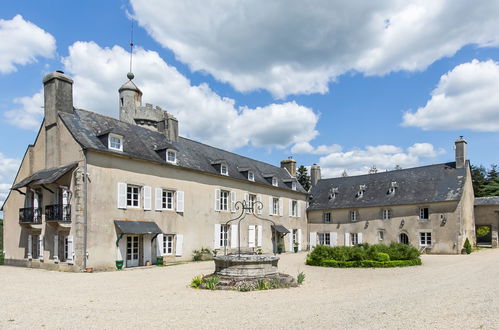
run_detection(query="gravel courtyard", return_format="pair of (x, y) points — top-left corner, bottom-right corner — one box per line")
(2, 249), (499, 329)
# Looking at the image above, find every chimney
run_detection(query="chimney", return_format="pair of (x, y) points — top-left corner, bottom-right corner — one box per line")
(311, 164), (321, 186)
(455, 136), (467, 168)
(43, 71), (73, 127)
(280, 157), (297, 177)
(158, 112), (179, 142)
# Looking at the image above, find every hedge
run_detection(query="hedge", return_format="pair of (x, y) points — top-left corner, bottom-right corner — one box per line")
(307, 257), (422, 268)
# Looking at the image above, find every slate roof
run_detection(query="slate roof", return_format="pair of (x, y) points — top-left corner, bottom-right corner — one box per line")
(308, 162), (467, 211)
(11, 162), (78, 189)
(474, 196), (499, 206)
(59, 109), (306, 193)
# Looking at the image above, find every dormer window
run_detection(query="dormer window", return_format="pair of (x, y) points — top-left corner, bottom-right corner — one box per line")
(388, 181), (398, 195)
(329, 187), (338, 200)
(356, 185), (366, 198)
(108, 134), (123, 152)
(248, 171), (255, 182)
(292, 181), (297, 191)
(166, 150), (177, 164)
(272, 177), (278, 187)
(220, 163), (228, 176)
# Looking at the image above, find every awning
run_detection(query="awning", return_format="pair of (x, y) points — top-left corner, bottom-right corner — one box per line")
(271, 225), (290, 234)
(114, 220), (162, 235)
(12, 162), (78, 189)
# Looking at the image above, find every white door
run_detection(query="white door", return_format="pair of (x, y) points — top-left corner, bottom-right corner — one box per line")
(126, 235), (140, 267)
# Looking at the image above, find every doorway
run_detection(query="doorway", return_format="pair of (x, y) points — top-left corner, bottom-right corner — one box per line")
(399, 233), (409, 245)
(126, 235), (140, 267)
(476, 225), (492, 247)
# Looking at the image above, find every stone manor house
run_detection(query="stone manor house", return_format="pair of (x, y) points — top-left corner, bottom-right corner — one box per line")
(1, 71), (494, 271)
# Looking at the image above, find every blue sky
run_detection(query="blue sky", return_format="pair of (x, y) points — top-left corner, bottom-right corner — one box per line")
(1, 1), (499, 208)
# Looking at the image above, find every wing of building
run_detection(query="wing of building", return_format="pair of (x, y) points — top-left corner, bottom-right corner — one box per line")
(1, 72), (307, 271)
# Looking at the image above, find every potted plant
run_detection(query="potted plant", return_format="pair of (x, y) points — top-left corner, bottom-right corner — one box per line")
(293, 242), (299, 253)
(156, 256), (164, 266)
(463, 238), (472, 254)
(277, 242), (284, 254)
(115, 260), (124, 270)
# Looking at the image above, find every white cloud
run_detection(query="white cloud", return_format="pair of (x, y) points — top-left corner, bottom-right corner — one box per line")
(291, 142), (342, 155)
(0, 15), (56, 74)
(0, 153), (21, 211)
(9, 41), (317, 151)
(131, 1), (499, 98)
(402, 59), (499, 131)
(317, 142), (444, 178)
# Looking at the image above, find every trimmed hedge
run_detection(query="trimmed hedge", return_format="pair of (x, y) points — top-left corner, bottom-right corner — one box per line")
(306, 243), (422, 268)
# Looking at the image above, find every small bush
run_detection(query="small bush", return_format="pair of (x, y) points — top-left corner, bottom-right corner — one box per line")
(374, 252), (390, 262)
(256, 279), (271, 290)
(464, 238), (472, 254)
(297, 272), (305, 285)
(190, 275), (203, 289)
(312, 258), (422, 268)
(204, 276), (220, 290)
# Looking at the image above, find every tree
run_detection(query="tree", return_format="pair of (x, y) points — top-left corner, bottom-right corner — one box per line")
(297, 165), (311, 191)
(471, 165), (487, 197)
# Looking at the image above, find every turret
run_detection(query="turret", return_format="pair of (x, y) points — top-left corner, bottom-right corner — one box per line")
(119, 73), (142, 124)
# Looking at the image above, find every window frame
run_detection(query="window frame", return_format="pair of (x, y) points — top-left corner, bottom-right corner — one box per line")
(272, 177), (278, 187)
(351, 233), (359, 245)
(248, 171), (255, 182)
(318, 233), (331, 245)
(220, 190), (229, 211)
(126, 185), (141, 208)
(382, 209), (391, 221)
(323, 212), (331, 224)
(378, 230), (385, 241)
(292, 181), (297, 191)
(419, 207), (429, 220)
(166, 149), (177, 164)
(108, 133), (123, 152)
(291, 200), (298, 217)
(248, 193), (257, 211)
(420, 232), (432, 246)
(220, 224), (229, 247)
(350, 210), (358, 222)
(162, 190), (175, 210)
(163, 235), (174, 255)
(272, 197), (279, 215)
(220, 163), (229, 176)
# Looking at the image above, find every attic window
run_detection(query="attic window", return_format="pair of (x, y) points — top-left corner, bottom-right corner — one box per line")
(108, 134), (123, 152)
(166, 150), (177, 164)
(329, 187), (339, 200)
(356, 185), (366, 198)
(388, 181), (398, 195)
(272, 177), (278, 187)
(292, 181), (297, 191)
(220, 163), (228, 176)
(248, 171), (255, 182)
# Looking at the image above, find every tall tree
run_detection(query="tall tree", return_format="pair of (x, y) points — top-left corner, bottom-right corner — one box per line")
(297, 165), (311, 191)
(471, 164), (487, 197)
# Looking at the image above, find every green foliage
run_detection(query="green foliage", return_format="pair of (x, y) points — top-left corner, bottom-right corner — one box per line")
(256, 279), (271, 290)
(464, 238), (472, 254)
(312, 258), (422, 268)
(297, 165), (311, 191)
(297, 272), (305, 285)
(374, 252), (390, 262)
(476, 226), (491, 238)
(471, 164), (499, 197)
(204, 276), (220, 290)
(190, 275), (203, 289)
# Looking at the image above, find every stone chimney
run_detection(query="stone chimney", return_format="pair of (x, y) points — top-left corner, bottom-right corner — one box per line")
(455, 136), (467, 168)
(280, 157), (297, 177)
(158, 112), (179, 142)
(119, 78), (142, 124)
(311, 164), (321, 187)
(43, 71), (73, 127)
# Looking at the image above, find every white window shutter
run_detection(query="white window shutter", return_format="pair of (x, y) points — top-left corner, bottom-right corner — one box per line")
(289, 231), (294, 251)
(256, 195), (262, 215)
(39, 236), (44, 260)
(230, 191), (237, 213)
(309, 232), (317, 249)
(176, 191), (184, 212)
(214, 189), (221, 212)
(231, 224), (238, 248)
(330, 232), (338, 247)
(214, 224), (221, 249)
(244, 193), (249, 213)
(54, 235), (59, 261)
(155, 188), (162, 211)
(298, 229), (303, 251)
(279, 198), (284, 216)
(27, 234), (32, 259)
(248, 225), (256, 247)
(358, 232), (363, 244)
(143, 186), (152, 210)
(257, 225), (263, 247)
(117, 182), (127, 209)
(289, 200), (292, 216)
(297, 201), (301, 217)
(67, 236), (74, 264)
(268, 196), (273, 215)
(345, 233), (350, 247)
(175, 234), (183, 256)
(157, 234), (164, 256)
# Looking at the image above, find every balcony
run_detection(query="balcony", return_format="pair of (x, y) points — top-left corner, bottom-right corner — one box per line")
(45, 204), (71, 223)
(19, 207), (42, 224)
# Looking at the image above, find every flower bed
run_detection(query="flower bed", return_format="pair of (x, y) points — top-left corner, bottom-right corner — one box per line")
(306, 243), (422, 268)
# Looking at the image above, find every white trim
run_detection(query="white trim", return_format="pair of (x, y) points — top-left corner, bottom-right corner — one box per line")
(298, 229), (302, 251)
(309, 232), (317, 249)
(176, 191), (184, 212)
(230, 191), (237, 213)
(257, 225), (263, 246)
(330, 232), (337, 247)
(108, 133), (123, 152)
(175, 234), (183, 256)
(214, 189), (221, 211)
(214, 224), (221, 249)
(248, 225), (256, 248)
(143, 186), (152, 211)
(117, 182), (127, 209)
(155, 188), (163, 211)
(248, 171), (255, 182)
(166, 149), (177, 164)
(230, 224), (238, 248)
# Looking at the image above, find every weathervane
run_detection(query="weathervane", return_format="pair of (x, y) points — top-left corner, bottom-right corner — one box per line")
(127, 19), (135, 80)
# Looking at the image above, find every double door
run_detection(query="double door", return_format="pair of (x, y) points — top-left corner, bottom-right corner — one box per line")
(126, 235), (140, 267)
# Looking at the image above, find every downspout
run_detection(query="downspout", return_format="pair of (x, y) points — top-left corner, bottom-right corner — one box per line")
(83, 148), (88, 271)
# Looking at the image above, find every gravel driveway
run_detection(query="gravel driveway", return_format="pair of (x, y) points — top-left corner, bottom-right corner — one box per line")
(1, 249), (499, 329)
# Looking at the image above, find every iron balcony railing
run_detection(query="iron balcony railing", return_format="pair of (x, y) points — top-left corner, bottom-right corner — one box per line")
(19, 207), (42, 224)
(45, 204), (71, 222)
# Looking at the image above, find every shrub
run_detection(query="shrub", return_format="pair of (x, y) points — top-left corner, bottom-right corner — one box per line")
(311, 258), (422, 268)
(204, 276), (220, 290)
(476, 226), (490, 238)
(256, 279), (271, 290)
(374, 252), (390, 262)
(297, 272), (305, 285)
(190, 275), (203, 289)
(464, 238), (472, 254)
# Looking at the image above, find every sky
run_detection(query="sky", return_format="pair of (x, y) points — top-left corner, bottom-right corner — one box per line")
(1, 1), (499, 211)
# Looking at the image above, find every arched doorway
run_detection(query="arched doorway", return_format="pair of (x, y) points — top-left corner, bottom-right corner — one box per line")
(399, 233), (409, 245)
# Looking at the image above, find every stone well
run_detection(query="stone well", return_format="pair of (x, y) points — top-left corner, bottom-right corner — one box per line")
(213, 254), (279, 278)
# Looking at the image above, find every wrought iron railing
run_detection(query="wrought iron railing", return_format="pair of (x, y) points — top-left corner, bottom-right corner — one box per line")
(19, 207), (42, 224)
(45, 204), (71, 222)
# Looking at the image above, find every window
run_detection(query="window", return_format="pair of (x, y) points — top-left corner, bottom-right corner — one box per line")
(272, 177), (278, 187)
(399, 233), (409, 245)
(323, 212), (331, 223)
(292, 181), (297, 191)
(163, 235), (174, 255)
(248, 194), (256, 211)
(166, 150), (177, 164)
(291, 200), (298, 217)
(378, 230), (384, 241)
(220, 225), (229, 247)
(318, 233), (330, 245)
(350, 210), (358, 222)
(126, 185), (140, 208)
(293, 229), (298, 245)
(272, 197), (279, 215)
(162, 190), (174, 210)
(108, 134), (123, 151)
(351, 233), (359, 245)
(419, 207), (429, 220)
(220, 190), (229, 211)
(220, 163), (228, 176)
(420, 232), (432, 246)
(64, 236), (69, 261)
(382, 209), (391, 220)
(248, 171), (255, 182)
